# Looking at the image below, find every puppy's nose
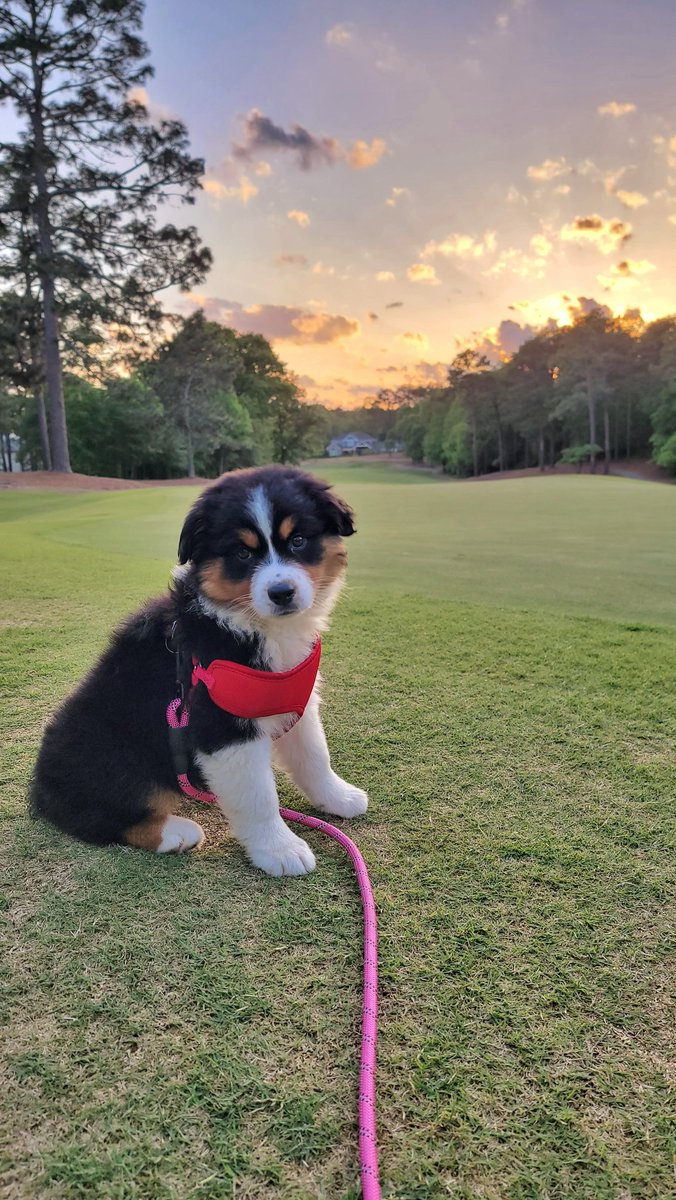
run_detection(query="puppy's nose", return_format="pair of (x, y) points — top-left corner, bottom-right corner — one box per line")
(267, 581), (296, 607)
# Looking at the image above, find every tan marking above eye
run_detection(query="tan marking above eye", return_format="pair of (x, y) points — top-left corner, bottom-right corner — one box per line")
(279, 515), (297, 540)
(237, 528), (260, 549)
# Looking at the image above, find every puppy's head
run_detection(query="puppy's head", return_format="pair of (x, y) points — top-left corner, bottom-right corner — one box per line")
(177, 466), (355, 622)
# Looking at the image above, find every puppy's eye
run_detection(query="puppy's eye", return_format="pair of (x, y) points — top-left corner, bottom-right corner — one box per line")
(290, 534), (307, 552)
(236, 546), (252, 561)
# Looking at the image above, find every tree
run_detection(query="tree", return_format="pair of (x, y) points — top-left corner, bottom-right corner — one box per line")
(448, 349), (492, 476)
(146, 312), (240, 477)
(0, 0), (211, 471)
(268, 376), (318, 464)
(552, 309), (634, 474)
(502, 333), (557, 470)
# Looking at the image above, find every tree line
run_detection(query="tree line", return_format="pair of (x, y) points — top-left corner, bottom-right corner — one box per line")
(392, 309), (676, 477)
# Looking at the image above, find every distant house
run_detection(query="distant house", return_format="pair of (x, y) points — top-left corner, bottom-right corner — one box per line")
(326, 432), (384, 457)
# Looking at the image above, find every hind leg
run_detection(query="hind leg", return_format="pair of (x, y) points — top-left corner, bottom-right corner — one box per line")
(122, 790), (205, 853)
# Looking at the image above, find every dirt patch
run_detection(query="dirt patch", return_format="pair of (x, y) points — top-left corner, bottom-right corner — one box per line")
(1, 457), (671, 490)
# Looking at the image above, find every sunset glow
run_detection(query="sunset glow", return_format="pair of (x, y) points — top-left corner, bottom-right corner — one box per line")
(135, 0), (676, 406)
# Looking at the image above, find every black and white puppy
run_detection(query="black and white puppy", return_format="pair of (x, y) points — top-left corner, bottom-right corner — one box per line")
(31, 466), (368, 876)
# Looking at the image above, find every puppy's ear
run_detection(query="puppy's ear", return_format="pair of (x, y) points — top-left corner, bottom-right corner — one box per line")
(319, 487), (356, 537)
(178, 499), (206, 564)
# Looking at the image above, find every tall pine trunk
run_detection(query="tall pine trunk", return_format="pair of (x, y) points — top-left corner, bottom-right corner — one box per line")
(538, 427), (545, 471)
(471, 412), (478, 476)
(35, 388), (51, 469)
(603, 403), (611, 475)
(585, 367), (597, 473)
(30, 30), (70, 472)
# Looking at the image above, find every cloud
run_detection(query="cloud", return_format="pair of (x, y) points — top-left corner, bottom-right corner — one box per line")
(325, 23), (353, 46)
(470, 318), (538, 364)
(530, 233), (553, 258)
(554, 184), (571, 195)
(367, 312), (379, 322)
(527, 157), (569, 182)
(385, 301), (404, 308)
(505, 185), (528, 203)
(669, 213), (676, 225)
(185, 296), (360, 345)
(486, 246), (548, 280)
(407, 263), (441, 286)
(376, 270), (395, 281)
(127, 86), (176, 125)
(398, 331), (430, 349)
(292, 311), (360, 344)
(234, 109), (341, 170)
(559, 214), (632, 254)
(202, 175), (258, 204)
(386, 186), (411, 208)
(597, 101), (636, 117)
(596, 258), (656, 289)
(615, 189), (649, 209)
(311, 260), (335, 276)
(275, 254), (308, 268)
(423, 230), (497, 259)
(254, 160), (273, 177)
(288, 209), (310, 227)
(233, 108), (386, 172)
(347, 138), (387, 169)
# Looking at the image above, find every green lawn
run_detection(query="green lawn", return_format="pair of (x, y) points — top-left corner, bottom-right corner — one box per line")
(1, 468), (675, 1199)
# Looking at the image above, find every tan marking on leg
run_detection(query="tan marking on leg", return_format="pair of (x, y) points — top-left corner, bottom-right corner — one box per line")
(122, 789), (179, 852)
(279, 515), (297, 540)
(199, 560), (252, 605)
(237, 528), (260, 549)
(306, 536), (348, 589)
(123, 817), (167, 851)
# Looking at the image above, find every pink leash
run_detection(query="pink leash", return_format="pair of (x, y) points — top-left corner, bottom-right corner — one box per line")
(166, 699), (381, 1199)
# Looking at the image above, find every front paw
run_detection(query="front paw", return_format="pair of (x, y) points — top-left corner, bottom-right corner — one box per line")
(315, 776), (369, 819)
(246, 827), (316, 877)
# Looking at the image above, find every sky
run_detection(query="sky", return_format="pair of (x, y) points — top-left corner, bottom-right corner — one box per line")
(41, 2), (676, 405)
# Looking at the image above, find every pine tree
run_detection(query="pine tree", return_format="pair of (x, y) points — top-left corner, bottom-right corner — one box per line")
(0, 0), (211, 471)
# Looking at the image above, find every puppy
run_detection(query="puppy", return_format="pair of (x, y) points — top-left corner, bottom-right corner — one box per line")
(30, 466), (368, 876)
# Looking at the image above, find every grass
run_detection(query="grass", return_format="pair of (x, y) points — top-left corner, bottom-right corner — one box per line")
(1, 465), (675, 1199)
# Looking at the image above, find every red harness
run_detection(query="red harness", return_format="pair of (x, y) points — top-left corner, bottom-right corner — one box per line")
(191, 639), (321, 721)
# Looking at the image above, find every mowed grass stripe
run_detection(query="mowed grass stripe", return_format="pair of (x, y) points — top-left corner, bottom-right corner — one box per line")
(1, 470), (675, 1198)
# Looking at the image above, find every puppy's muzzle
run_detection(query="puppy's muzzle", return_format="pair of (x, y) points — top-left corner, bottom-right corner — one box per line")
(267, 581), (297, 611)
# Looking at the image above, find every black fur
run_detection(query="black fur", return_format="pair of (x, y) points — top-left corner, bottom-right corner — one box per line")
(30, 467), (354, 848)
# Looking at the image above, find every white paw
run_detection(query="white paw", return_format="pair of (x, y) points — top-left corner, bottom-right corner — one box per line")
(246, 827), (316, 877)
(314, 776), (369, 819)
(157, 816), (205, 854)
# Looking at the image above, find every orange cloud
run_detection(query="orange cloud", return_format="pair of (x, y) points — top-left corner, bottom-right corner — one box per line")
(186, 296), (360, 345)
(527, 157), (569, 181)
(423, 230), (497, 259)
(288, 209), (310, 227)
(407, 263), (440, 285)
(559, 214), (632, 254)
(347, 138), (387, 169)
(386, 186), (411, 207)
(615, 189), (649, 209)
(325, 23), (353, 46)
(597, 101), (636, 117)
(376, 270), (395, 281)
(597, 258), (655, 289)
(398, 331), (430, 349)
(202, 175), (258, 204)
